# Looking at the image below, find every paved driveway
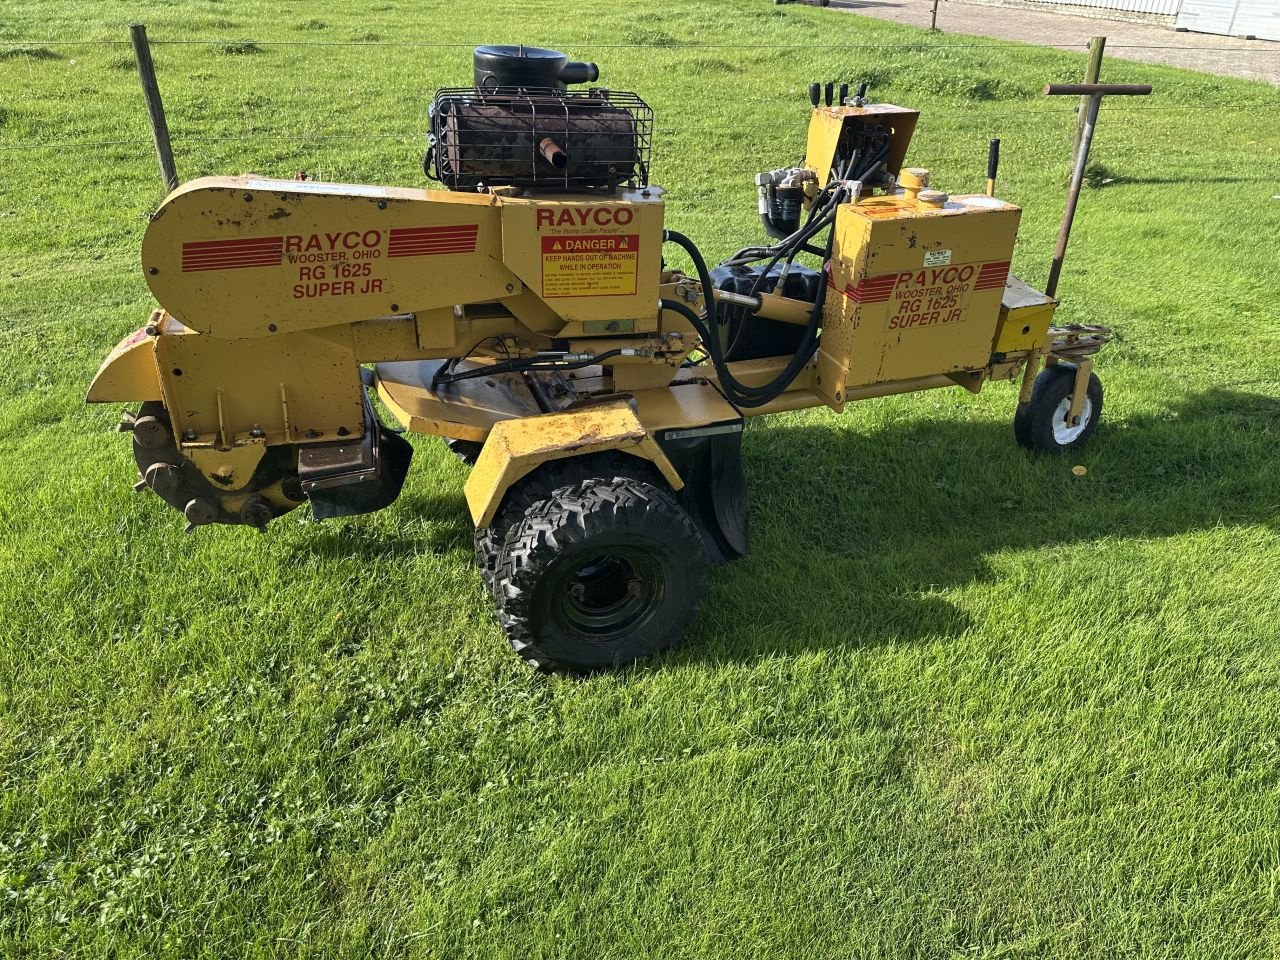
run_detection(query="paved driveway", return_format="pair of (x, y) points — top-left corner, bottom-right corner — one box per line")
(820, 0), (1279, 86)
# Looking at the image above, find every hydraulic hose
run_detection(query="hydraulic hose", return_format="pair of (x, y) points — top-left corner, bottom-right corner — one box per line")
(663, 182), (846, 408)
(432, 349), (627, 384)
(660, 222), (833, 408)
(661, 295), (817, 409)
(721, 192), (841, 359)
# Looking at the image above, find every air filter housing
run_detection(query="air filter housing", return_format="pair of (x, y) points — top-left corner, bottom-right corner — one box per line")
(472, 44), (599, 92)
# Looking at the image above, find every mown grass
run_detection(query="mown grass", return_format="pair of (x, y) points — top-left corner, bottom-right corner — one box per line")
(2, 1), (1279, 957)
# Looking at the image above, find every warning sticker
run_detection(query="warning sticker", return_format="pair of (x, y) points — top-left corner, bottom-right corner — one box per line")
(540, 234), (639, 298)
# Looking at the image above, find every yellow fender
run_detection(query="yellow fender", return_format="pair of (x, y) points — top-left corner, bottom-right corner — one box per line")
(86, 316), (164, 403)
(464, 401), (683, 528)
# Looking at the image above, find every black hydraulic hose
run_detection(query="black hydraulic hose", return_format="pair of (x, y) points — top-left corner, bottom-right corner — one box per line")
(662, 214), (835, 408)
(665, 225), (812, 398)
(663, 228), (720, 333)
(760, 211), (789, 241)
(662, 297), (814, 409)
(746, 189), (842, 297)
(724, 193), (841, 358)
(432, 349), (626, 384)
(743, 184), (844, 302)
(663, 184), (845, 407)
(724, 178), (843, 266)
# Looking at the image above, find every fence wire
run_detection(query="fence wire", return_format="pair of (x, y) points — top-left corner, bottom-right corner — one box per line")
(3, 38), (1277, 51)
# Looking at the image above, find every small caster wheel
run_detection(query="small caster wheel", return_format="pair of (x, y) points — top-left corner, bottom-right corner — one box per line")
(1014, 364), (1103, 453)
(491, 477), (708, 672)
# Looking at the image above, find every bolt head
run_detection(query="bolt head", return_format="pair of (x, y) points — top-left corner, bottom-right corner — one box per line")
(184, 498), (218, 526)
(132, 416), (169, 449)
(145, 462), (181, 495)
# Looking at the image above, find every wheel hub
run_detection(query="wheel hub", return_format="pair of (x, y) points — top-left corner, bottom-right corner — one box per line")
(557, 550), (665, 642)
(1052, 395), (1093, 445)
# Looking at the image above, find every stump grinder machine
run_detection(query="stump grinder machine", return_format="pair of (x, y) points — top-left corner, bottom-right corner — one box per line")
(89, 45), (1112, 671)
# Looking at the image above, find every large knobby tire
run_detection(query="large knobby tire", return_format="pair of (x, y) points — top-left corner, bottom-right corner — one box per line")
(1014, 364), (1103, 453)
(473, 454), (663, 596)
(492, 478), (709, 672)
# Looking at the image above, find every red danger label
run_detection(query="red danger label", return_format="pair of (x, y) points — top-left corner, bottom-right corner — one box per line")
(540, 234), (640, 298)
(540, 235), (639, 255)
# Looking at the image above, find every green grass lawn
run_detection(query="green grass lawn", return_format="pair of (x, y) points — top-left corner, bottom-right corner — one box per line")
(3, 1), (1280, 956)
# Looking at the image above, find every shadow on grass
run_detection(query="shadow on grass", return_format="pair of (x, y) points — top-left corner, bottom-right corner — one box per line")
(1096, 176), (1275, 187)
(293, 489), (471, 562)
(673, 386), (1280, 664)
(284, 388), (1278, 668)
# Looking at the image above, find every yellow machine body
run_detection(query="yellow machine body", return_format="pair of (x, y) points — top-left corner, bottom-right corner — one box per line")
(464, 402), (682, 527)
(803, 104), (919, 187)
(90, 102), (1082, 538)
(819, 192), (1022, 409)
(86, 50), (1124, 671)
(142, 177), (666, 341)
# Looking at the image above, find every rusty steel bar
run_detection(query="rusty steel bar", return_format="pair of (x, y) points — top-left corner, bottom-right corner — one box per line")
(1044, 83), (1153, 96)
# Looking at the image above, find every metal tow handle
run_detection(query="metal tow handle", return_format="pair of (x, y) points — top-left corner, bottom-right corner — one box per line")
(1042, 82), (1152, 298)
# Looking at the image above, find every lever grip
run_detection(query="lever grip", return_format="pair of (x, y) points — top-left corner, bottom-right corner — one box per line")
(986, 138), (1000, 180)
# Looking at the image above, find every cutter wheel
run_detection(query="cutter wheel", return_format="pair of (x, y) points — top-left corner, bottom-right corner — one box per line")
(123, 402), (303, 533)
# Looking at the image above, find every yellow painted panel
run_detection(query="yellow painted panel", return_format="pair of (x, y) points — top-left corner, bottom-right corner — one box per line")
(155, 320), (363, 447)
(498, 189), (664, 327)
(143, 176), (518, 339)
(464, 401), (681, 527)
(993, 275), (1058, 354)
(819, 194), (1021, 407)
(86, 323), (163, 402)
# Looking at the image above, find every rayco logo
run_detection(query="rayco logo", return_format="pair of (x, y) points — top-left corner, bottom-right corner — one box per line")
(536, 207), (634, 229)
(284, 230), (383, 254)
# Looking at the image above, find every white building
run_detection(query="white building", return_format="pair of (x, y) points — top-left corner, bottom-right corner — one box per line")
(1006, 0), (1279, 39)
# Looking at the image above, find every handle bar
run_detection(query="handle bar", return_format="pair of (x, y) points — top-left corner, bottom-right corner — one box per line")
(1043, 83), (1153, 96)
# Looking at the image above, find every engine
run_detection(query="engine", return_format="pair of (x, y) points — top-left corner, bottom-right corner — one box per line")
(425, 45), (652, 192)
